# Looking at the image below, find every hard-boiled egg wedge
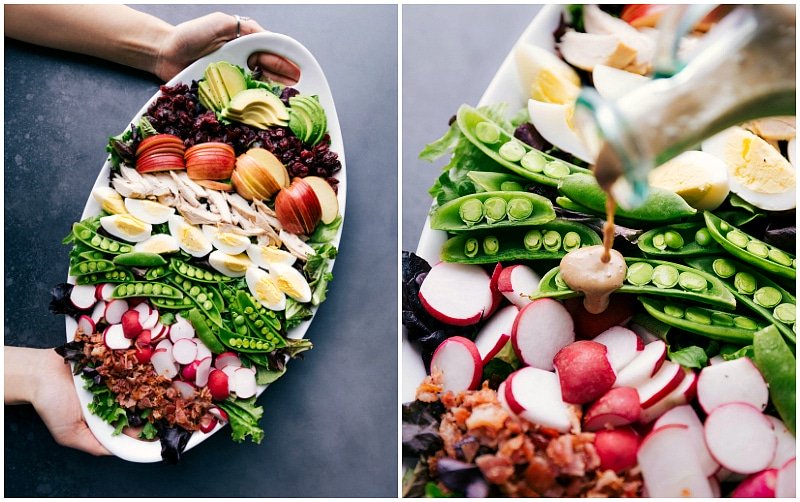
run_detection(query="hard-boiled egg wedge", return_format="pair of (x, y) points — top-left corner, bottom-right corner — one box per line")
(245, 267), (286, 311)
(269, 262), (312, 303)
(134, 233), (180, 254)
(528, 100), (594, 163)
(648, 151), (730, 210)
(246, 243), (297, 269)
(202, 225), (251, 255)
(208, 250), (252, 278)
(592, 64), (648, 101)
(100, 214), (152, 242)
(92, 186), (127, 215)
(515, 43), (581, 105)
(702, 126), (796, 211)
(168, 215), (212, 257)
(124, 198), (175, 224)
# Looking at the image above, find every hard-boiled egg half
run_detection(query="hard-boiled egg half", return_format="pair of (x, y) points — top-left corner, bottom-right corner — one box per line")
(124, 198), (175, 224)
(515, 43), (581, 105)
(702, 126), (796, 211)
(528, 100), (594, 163)
(168, 215), (212, 257)
(246, 244), (297, 269)
(208, 250), (252, 278)
(592, 64), (648, 101)
(100, 214), (152, 242)
(202, 225), (251, 255)
(269, 263), (312, 303)
(134, 234), (180, 254)
(246, 267), (286, 311)
(92, 186), (127, 215)
(648, 151), (730, 210)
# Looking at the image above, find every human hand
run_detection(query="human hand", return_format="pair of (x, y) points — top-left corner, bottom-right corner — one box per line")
(5, 347), (109, 456)
(153, 11), (301, 85)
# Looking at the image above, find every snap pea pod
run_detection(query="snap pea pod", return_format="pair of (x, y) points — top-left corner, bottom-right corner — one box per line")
(558, 173), (697, 223)
(533, 258), (736, 309)
(638, 297), (766, 344)
(69, 259), (116, 277)
(170, 258), (234, 283)
(704, 212), (795, 280)
(75, 269), (134, 285)
(456, 105), (590, 186)
(637, 222), (722, 257)
(237, 291), (285, 345)
(72, 221), (134, 255)
(685, 257), (795, 342)
(440, 219), (601, 264)
(185, 308), (225, 354)
(145, 265), (172, 281)
(111, 282), (183, 300)
(466, 171), (528, 192)
(216, 322), (280, 353)
(752, 325), (796, 434)
(167, 276), (223, 326)
(78, 250), (109, 262)
(112, 251), (167, 268)
(430, 191), (555, 231)
(149, 295), (194, 310)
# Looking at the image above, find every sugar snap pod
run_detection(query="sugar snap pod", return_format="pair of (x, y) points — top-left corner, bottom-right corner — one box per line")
(430, 191), (555, 232)
(637, 222), (722, 257)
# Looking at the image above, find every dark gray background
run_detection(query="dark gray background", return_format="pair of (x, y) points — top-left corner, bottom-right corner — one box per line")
(402, 4), (543, 251)
(5, 4), (397, 497)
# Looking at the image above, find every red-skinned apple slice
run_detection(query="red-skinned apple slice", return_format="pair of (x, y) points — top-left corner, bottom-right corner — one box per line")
(511, 298), (574, 371)
(704, 402), (776, 474)
(135, 134), (183, 155)
(505, 366), (571, 432)
(303, 176), (339, 225)
(553, 340), (616, 404)
(497, 264), (539, 308)
(594, 426), (639, 472)
(592, 326), (642, 373)
(275, 178), (322, 234)
(635, 360), (685, 408)
(473, 304), (518, 363)
(696, 357), (768, 414)
(654, 404), (719, 476)
(583, 387), (641, 431)
(418, 262), (493, 326)
(613, 340), (666, 388)
(194, 179), (233, 191)
(638, 424), (715, 497)
(430, 336), (482, 393)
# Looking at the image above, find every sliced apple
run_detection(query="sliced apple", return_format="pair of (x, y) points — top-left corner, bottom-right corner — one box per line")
(303, 176), (339, 224)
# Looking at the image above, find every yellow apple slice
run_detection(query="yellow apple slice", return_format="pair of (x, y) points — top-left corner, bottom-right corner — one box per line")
(302, 176), (339, 224)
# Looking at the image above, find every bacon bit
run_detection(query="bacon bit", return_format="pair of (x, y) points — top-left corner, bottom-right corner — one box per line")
(466, 403), (509, 432)
(476, 454), (515, 484)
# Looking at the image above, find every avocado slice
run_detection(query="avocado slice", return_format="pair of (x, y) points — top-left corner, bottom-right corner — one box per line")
(289, 101), (313, 142)
(224, 88), (289, 128)
(197, 81), (220, 112)
(204, 63), (230, 107)
(288, 95), (327, 145)
(215, 62), (247, 102)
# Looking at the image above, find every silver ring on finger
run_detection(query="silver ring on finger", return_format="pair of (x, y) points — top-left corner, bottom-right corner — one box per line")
(233, 14), (251, 38)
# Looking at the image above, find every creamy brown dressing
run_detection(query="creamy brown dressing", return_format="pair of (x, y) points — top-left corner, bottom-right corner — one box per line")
(560, 245), (626, 314)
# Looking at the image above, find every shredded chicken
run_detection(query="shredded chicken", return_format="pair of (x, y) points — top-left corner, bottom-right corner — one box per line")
(205, 189), (232, 224)
(279, 230), (315, 260)
(176, 200), (222, 225)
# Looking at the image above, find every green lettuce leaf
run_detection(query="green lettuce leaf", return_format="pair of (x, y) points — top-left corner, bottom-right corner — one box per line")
(218, 396), (265, 444)
(84, 379), (129, 435)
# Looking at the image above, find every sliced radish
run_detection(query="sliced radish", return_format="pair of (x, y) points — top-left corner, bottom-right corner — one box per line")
(172, 338), (198, 365)
(232, 367), (257, 398)
(629, 322), (661, 344)
(104, 299), (129, 325)
(214, 352), (242, 370)
(132, 301), (152, 318)
(697, 357), (768, 414)
(141, 309), (159, 330)
(198, 413), (218, 433)
(103, 324), (133, 350)
(592, 326), (642, 373)
(473, 305), (518, 363)
(505, 367), (571, 432)
(497, 264), (539, 308)
(654, 404), (719, 477)
(418, 262), (493, 326)
(150, 323), (169, 343)
(151, 345), (178, 379)
(76, 315), (96, 336)
(181, 360), (198, 381)
(704, 402), (777, 474)
(195, 341), (212, 362)
(207, 369), (230, 400)
(639, 368), (697, 423)
(638, 424), (714, 497)
(430, 336), (482, 393)
(221, 365), (239, 379)
(195, 357), (212, 387)
(121, 310), (142, 339)
(134, 345), (153, 364)
(776, 458), (796, 498)
(731, 469), (778, 498)
(155, 339), (173, 352)
(613, 340), (666, 388)
(583, 387), (641, 431)
(594, 426), (639, 472)
(171, 380), (196, 399)
(496, 381), (515, 416)
(169, 315), (195, 341)
(136, 329), (152, 347)
(708, 354), (726, 365)
(512, 298), (575, 371)
(69, 284), (97, 310)
(553, 340), (616, 404)
(766, 416), (796, 469)
(209, 406), (229, 423)
(634, 360), (685, 408)
(487, 263), (505, 315)
(90, 300), (106, 324)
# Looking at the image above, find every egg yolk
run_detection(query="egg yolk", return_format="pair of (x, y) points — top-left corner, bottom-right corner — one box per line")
(181, 227), (204, 251)
(218, 232), (246, 246)
(223, 255), (250, 272)
(256, 277), (282, 304)
(276, 275), (301, 298)
(117, 215), (147, 234)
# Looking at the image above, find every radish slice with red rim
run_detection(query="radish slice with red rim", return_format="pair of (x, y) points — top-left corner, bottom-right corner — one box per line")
(171, 380), (196, 399)
(430, 336), (482, 393)
(776, 457), (796, 498)
(504, 366), (571, 432)
(638, 424), (715, 497)
(592, 326), (641, 373)
(70, 285), (97, 310)
(104, 299), (129, 325)
(511, 298), (574, 371)
(704, 402), (776, 474)
(697, 357), (768, 414)
(654, 404), (719, 477)
(613, 340), (666, 388)
(232, 367), (257, 398)
(214, 352), (242, 370)
(172, 338), (198, 365)
(418, 262), (493, 326)
(195, 357), (212, 387)
(90, 301), (106, 325)
(473, 304), (518, 363)
(103, 324), (132, 350)
(76, 315), (95, 336)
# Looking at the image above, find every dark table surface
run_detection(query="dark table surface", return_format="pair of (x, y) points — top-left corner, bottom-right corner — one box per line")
(4, 4), (398, 497)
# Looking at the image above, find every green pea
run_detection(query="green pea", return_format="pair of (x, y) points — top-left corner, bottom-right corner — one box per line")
(754, 286), (782, 308)
(542, 231), (561, 252)
(475, 121), (500, 144)
(678, 271), (707, 292)
(91, 236), (102, 246)
(712, 258), (737, 278)
(524, 230), (542, 251)
(695, 228), (712, 247)
(186, 268), (196, 278)
(459, 199), (484, 226)
(664, 230), (684, 250)
(768, 248), (793, 267)
(80, 230), (92, 240)
(664, 304), (684, 318)
(483, 236), (499, 256)
(500, 181), (524, 191)
(711, 312), (734, 327)
(153, 284), (162, 295)
(685, 307), (711, 325)
(520, 151), (546, 173)
(746, 241), (769, 258)
(100, 240), (109, 250)
(543, 161), (571, 179)
(203, 271), (214, 281)
(483, 197), (507, 224)
(498, 141), (525, 163)
(563, 232), (581, 252)
(652, 265), (679, 288)
(189, 286), (200, 296)
(652, 234), (667, 251)
(507, 198), (533, 221)
(727, 230), (749, 248)
(464, 238), (479, 258)
(734, 271), (757, 294)
(627, 262), (654, 286)
(162, 286), (172, 294)
(719, 221), (730, 232)
(79, 263), (88, 274)
(554, 272), (568, 290)
(179, 264), (188, 273)
(109, 242), (120, 252)
(125, 284), (135, 295)
(134, 283), (144, 294)
(773, 303), (796, 324)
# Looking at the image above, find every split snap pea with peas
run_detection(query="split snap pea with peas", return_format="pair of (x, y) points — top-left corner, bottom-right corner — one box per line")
(637, 222), (722, 257)
(430, 191), (555, 232)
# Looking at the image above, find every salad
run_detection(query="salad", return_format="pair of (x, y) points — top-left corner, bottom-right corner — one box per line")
(403, 5), (795, 498)
(52, 59), (343, 463)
